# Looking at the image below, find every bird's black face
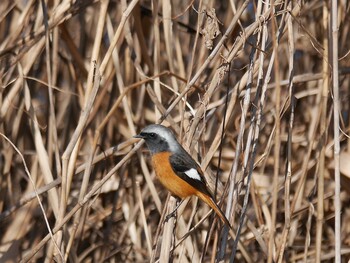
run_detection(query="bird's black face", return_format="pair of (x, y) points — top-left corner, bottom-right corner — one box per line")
(134, 132), (170, 154)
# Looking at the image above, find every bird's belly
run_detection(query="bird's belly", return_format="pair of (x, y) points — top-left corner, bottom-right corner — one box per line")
(151, 152), (196, 198)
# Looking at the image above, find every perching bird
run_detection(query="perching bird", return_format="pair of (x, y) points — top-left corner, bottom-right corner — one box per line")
(134, 124), (231, 227)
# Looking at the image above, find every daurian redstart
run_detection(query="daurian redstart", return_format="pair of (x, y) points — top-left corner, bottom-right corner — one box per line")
(134, 124), (231, 227)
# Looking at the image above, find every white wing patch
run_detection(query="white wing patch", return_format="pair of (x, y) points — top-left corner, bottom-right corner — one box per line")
(184, 168), (202, 181)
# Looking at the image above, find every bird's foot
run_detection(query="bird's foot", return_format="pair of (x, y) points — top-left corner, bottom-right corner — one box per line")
(165, 210), (177, 222)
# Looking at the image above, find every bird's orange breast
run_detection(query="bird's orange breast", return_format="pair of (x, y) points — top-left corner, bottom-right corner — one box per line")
(151, 152), (197, 198)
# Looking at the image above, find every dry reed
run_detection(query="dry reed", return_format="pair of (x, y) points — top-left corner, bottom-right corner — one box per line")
(0, 0), (349, 262)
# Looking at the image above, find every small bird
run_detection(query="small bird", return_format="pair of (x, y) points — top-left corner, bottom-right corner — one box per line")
(134, 124), (231, 227)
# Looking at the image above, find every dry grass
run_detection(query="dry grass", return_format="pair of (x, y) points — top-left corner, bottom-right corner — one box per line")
(0, 0), (349, 262)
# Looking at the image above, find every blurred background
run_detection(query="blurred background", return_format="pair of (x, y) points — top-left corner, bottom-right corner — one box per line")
(0, 0), (349, 262)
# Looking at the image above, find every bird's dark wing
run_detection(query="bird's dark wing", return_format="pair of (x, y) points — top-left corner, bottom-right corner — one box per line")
(169, 152), (213, 197)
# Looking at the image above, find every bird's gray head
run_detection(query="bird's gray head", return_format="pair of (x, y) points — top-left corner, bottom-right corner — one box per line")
(134, 124), (180, 154)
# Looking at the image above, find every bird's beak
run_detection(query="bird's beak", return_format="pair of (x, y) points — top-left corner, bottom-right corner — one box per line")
(133, 134), (144, 139)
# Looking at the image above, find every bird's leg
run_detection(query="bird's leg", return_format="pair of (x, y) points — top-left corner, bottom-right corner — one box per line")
(165, 198), (183, 222)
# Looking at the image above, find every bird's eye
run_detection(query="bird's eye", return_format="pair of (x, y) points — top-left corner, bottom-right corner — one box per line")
(149, 133), (156, 138)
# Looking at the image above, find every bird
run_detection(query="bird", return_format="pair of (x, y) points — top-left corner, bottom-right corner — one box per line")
(134, 124), (231, 228)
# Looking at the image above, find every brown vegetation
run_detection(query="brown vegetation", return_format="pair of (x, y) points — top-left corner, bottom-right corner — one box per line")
(0, 0), (349, 262)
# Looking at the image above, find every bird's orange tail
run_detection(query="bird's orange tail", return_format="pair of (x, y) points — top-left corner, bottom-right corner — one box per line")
(196, 192), (254, 261)
(197, 192), (232, 229)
